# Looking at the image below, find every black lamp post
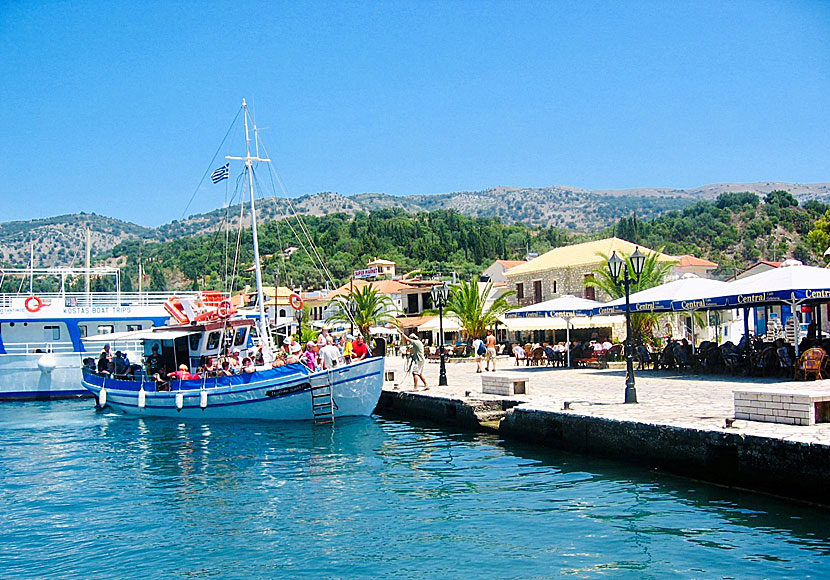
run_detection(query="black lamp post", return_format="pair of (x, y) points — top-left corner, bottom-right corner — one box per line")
(430, 282), (450, 386)
(295, 307), (304, 341)
(348, 298), (356, 335)
(608, 247), (647, 404)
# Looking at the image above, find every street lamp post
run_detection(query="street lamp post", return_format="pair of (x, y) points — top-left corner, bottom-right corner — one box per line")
(430, 282), (450, 387)
(295, 307), (304, 341)
(607, 247), (646, 404)
(348, 299), (356, 335)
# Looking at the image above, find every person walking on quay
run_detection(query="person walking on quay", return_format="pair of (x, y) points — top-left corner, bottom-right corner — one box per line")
(485, 329), (498, 372)
(401, 333), (428, 391)
(472, 335), (485, 373)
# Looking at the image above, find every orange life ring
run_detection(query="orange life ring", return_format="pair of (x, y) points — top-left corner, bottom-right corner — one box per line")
(216, 299), (233, 318)
(289, 293), (304, 311)
(25, 295), (43, 313)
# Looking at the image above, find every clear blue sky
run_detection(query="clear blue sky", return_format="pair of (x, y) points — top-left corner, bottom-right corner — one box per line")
(1, 1), (828, 226)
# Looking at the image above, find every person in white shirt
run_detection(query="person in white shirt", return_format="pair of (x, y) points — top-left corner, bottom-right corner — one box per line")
(471, 336), (484, 373)
(319, 336), (342, 370)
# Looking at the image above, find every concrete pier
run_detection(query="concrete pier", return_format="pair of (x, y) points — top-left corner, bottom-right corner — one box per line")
(376, 356), (830, 505)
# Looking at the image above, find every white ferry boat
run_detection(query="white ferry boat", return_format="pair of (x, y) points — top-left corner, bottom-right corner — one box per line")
(0, 266), (195, 400)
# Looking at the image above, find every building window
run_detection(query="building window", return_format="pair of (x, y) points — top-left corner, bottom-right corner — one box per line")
(279, 309), (286, 318)
(552, 280), (557, 295)
(584, 274), (595, 301)
(516, 283), (524, 300)
(533, 280), (542, 304)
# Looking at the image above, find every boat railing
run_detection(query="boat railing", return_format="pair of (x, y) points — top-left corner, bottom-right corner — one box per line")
(0, 291), (201, 309)
(1, 342), (77, 354)
(93, 339), (145, 354)
(2, 339), (145, 355)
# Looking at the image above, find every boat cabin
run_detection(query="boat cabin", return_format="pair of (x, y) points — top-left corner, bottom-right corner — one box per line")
(144, 318), (257, 373)
(84, 318), (257, 378)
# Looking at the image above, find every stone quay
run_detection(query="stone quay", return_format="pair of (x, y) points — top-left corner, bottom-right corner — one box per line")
(376, 355), (830, 506)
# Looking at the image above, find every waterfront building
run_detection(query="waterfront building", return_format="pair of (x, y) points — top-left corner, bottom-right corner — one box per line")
(481, 259), (527, 284)
(504, 237), (678, 307)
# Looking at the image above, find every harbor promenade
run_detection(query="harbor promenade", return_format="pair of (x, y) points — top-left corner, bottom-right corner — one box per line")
(378, 355), (830, 504)
(381, 355), (830, 444)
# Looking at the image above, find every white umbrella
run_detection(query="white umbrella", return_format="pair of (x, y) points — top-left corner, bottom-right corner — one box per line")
(505, 295), (603, 367)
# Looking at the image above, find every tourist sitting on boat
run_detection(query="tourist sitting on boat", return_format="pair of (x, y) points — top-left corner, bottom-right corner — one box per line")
(301, 342), (318, 371)
(146, 344), (164, 376)
(352, 335), (369, 361)
(167, 364), (192, 381)
(98, 344), (113, 374)
(241, 357), (256, 374)
(217, 360), (233, 376)
(83, 357), (97, 373)
(342, 334), (354, 363)
(113, 351), (131, 377)
(319, 336), (342, 370)
(202, 356), (217, 376)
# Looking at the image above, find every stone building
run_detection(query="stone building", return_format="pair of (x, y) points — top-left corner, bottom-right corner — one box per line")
(504, 237), (678, 307)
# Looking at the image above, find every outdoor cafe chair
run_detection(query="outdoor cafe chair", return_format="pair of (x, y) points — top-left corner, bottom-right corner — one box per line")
(798, 347), (825, 381)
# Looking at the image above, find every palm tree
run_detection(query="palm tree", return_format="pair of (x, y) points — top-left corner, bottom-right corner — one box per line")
(445, 278), (515, 342)
(327, 285), (401, 339)
(586, 249), (675, 344)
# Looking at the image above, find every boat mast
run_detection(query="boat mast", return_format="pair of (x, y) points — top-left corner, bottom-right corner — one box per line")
(226, 99), (273, 361)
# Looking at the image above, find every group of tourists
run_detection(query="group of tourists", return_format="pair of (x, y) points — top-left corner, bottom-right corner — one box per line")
(273, 329), (371, 372)
(90, 344), (140, 377)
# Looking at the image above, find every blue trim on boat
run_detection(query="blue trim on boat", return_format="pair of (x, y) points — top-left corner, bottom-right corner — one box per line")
(88, 365), (382, 411)
(0, 389), (89, 400)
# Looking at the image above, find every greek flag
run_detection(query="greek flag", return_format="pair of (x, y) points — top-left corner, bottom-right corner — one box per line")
(211, 163), (230, 184)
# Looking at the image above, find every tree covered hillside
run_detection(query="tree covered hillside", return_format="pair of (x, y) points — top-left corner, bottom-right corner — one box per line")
(611, 191), (828, 277)
(102, 191), (829, 293)
(107, 209), (573, 293)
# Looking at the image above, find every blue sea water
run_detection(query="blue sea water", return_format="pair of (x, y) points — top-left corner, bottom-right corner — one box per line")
(1, 401), (829, 579)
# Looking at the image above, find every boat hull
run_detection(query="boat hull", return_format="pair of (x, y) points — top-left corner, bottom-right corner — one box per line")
(0, 353), (90, 400)
(81, 358), (384, 420)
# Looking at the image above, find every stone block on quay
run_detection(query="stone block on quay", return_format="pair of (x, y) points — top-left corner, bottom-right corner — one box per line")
(482, 373), (529, 396)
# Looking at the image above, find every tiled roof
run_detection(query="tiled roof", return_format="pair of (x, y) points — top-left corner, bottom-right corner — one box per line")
(323, 278), (429, 300)
(505, 237), (676, 277)
(397, 315), (434, 329)
(677, 255), (718, 268)
(496, 260), (526, 268)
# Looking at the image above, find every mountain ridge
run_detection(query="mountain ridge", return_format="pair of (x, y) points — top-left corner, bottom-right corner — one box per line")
(2, 181), (827, 267)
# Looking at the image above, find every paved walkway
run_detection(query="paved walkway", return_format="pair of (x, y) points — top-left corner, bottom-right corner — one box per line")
(382, 355), (830, 445)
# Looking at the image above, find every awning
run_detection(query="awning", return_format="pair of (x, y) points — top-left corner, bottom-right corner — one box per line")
(83, 328), (199, 342)
(594, 275), (728, 315)
(499, 315), (625, 331)
(418, 316), (462, 332)
(505, 294), (601, 318)
(370, 326), (400, 335)
(669, 261), (830, 310)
